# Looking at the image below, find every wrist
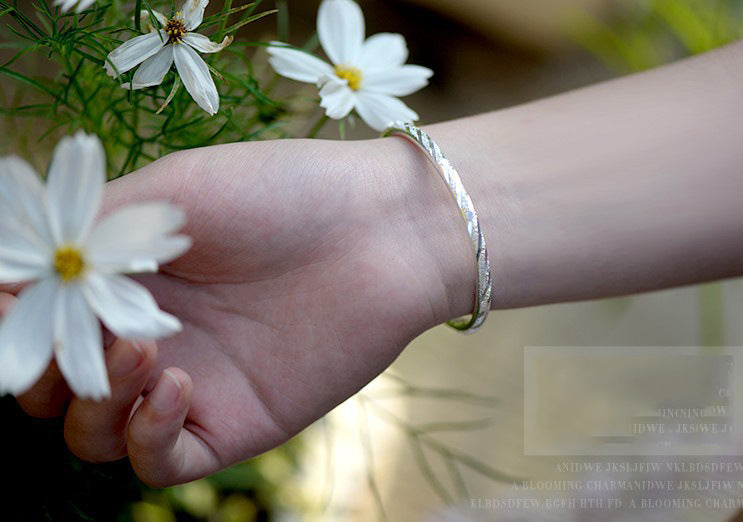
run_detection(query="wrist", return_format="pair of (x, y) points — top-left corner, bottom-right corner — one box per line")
(361, 134), (479, 331)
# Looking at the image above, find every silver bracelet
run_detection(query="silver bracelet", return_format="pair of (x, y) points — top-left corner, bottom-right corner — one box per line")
(383, 121), (492, 333)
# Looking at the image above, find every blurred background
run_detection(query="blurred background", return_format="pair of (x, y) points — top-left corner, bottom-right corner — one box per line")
(2, 0), (743, 520)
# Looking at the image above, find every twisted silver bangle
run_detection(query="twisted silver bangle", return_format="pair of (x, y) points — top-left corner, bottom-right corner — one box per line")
(383, 121), (492, 333)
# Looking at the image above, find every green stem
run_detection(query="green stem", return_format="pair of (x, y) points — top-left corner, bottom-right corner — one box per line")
(338, 119), (346, 140)
(134, 0), (141, 31)
(218, 0), (232, 36)
(276, 0), (289, 42)
(305, 113), (328, 139)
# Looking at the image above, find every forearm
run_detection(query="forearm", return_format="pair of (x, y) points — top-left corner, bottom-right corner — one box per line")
(377, 40), (743, 322)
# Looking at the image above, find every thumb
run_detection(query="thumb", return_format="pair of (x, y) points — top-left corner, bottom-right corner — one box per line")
(102, 153), (184, 214)
(127, 367), (222, 488)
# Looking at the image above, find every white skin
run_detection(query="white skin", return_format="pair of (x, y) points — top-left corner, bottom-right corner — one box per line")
(4, 40), (743, 487)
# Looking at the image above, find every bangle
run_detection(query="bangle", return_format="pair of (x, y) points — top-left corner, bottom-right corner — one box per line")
(383, 121), (492, 333)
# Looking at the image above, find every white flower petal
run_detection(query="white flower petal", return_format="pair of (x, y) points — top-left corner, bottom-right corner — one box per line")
(47, 132), (105, 245)
(54, 0), (95, 12)
(86, 202), (191, 273)
(54, 285), (110, 400)
(105, 31), (167, 77)
(358, 33), (408, 72)
(83, 273), (182, 340)
(0, 220), (51, 283)
(74, 0), (96, 11)
(173, 43), (219, 115)
(267, 42), (334, 84)
(0, 258), (49, 284)
(363, 65), (433, 96)
(139, 9), (168, 29)
(0, 278), (57, 396)
(0, 156), (54, 244)
(354, 91), (418, 131)
(182, 0), (208, 31)
(318, 0), (364, 65)
(54, 0), (76, 11)
(319, 77), (355, 119)
(183, 33), (232, 54)
(130, 45), (174, 89)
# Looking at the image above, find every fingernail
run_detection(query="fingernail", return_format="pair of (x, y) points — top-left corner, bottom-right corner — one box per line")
(109, 341), (144, 378)
(149, 370), (181, 412)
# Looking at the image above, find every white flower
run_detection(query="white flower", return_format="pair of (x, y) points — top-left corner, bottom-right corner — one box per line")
(0, 132), (191, 400)
(54, 0), (96, 12)
(105, 0), (232, 116)
(267, 0), (433, 132)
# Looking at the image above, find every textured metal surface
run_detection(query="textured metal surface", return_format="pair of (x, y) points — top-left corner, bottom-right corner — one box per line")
(384, 121), (492, 333)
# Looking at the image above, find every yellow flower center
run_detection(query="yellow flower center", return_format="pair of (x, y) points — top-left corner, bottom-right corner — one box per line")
(54, 246), (86, 282)
(165, 16), (187, 44)
(334, 65), (363, 91)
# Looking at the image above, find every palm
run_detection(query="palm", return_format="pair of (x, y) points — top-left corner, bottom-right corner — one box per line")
(119, 139), (431, 478)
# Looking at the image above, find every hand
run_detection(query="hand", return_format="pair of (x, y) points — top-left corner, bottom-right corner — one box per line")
(8, 136), (472, 487)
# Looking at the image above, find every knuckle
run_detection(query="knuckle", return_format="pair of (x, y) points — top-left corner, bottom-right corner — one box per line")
(138, 340), (158, 367)
(63, 405), (128, 463)
(64, 428), (126, 463)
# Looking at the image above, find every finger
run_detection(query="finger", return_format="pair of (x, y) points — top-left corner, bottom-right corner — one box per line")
(128, 367), (217, 488)
(18, 325), (120, 419)
(64, 339), (157, 463)
(0, 292), (16, 313)
(16, 359), (71, 418)
(0, 292), (71, 418)
(0, 283), (25, 295)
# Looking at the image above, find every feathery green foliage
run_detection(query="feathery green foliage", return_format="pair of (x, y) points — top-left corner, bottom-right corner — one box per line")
(0, 0), (281, 178)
